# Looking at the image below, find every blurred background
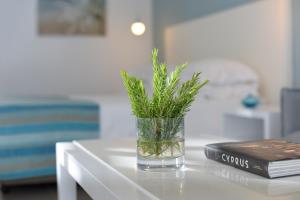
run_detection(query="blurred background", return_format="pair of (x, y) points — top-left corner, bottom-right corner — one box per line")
(0, 0), (299, 199)
(0, 0), (295, 101)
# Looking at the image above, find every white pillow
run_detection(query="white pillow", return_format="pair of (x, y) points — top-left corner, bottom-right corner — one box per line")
(182, 59), (258, 85)
(198, 83), (259, 101)
(128, 59), (259, 100)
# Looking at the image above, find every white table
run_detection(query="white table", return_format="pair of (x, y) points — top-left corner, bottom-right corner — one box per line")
(223, 107), (281, 140)
(56, 137), (300, 200)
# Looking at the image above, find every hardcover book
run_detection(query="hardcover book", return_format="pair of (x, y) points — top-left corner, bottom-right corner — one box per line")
(205, 140), (300, 178)
(204, 161), (300, 196)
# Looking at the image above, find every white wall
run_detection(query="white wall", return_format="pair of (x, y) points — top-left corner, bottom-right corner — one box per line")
(0, 0), (152, 95)
(165, 0), (292, 103)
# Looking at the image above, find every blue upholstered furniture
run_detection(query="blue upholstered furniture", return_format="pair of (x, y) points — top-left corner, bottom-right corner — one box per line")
(281, 88), (300, 143)
(0, 97), (100, 184)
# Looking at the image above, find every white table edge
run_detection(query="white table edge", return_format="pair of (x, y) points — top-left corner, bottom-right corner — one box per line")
(56, 141), (159, 200)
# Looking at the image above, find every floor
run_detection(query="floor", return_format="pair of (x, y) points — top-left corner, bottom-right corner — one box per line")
(0, 183), (92, 200)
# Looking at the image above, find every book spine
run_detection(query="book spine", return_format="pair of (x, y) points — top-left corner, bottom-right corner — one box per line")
(205, 146), (270, 178)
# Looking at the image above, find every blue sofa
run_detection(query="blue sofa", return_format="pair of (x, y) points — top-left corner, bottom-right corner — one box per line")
(0, 97), (100, 185)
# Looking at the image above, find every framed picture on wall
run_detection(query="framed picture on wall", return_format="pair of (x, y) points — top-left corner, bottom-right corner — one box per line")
(38, 0), (106, 36)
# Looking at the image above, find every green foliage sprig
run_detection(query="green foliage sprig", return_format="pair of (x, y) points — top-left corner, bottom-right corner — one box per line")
(121, 48), (208, 119)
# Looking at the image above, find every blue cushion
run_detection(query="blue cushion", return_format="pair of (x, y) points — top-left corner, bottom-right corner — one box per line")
(0, 97), (100, 181)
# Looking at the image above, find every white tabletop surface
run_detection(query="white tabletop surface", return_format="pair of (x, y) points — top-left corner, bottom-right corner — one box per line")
(73, 137), (300, 200)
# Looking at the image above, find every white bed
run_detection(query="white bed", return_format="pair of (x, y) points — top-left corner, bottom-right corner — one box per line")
(74, 95), (241, 138)
(185, 99), (241, 138)
(72, 95), (135, 138)
(73, 58), (260, 139)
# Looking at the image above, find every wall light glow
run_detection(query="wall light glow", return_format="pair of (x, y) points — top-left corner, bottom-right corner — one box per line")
(131, 22), (146, 36)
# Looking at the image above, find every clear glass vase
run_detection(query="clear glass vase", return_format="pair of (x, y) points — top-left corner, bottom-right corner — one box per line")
(136, 117), (185, 171)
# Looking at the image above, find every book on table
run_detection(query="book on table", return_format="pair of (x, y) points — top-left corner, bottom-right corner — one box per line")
(205, 140), (300, 178)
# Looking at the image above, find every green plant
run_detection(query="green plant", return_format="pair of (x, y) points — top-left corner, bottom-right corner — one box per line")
(121, 48), (208, 157)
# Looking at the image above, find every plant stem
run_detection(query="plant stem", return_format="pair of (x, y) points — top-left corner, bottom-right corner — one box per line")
(155, 119), (161, 156)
